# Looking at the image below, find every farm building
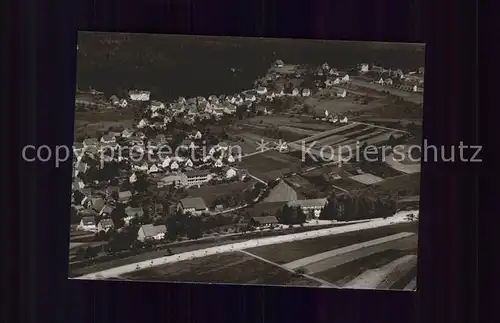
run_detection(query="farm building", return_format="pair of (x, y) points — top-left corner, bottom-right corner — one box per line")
(250, 216), (279, 227)
(137, 224), (167, 242)
(287, 198), (328, 218)
(178, 197), (209, 215)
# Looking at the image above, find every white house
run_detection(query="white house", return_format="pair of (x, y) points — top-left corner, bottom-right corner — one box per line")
(150, 101), (165, 112)
(137, 224), (167, 242)
(129, 90), (151, 101)
(147, 164), (159, 174)
(336, 89), (347, 98)
(340, 116), (348, 124)
(274, 60), (284, 68)
(302, 88), (311, 97)
(137, 118), (148, 129)
(321, 62), (330, 70)
(287, 198), (328, 218)
(170, 161), (179, 170)
(100, 135), (116, 145)
(226, 95), (236, 104)
(129, 173), (137, 183)
(384, 78), (393, 86)
(291, 88), (300, 96)
(245, 94), (256, 102)
(121, 128), (134, 138)
(109, 95), (120, 105)
(325, 79), (335, 87)
(331, 116), (339, 124)
(161, 157), (171, 168)
(376, 78), (384, 85)
(234, 96), (244, 105)
(214, 159), (224, 168)
(342, 74), (350, 82)
(223, 104), (237, 115)
(360, 63), (370, 73)
(177, 96), (186, 105)
(412, 85), (418, 92)
(97, 218), (114, 232)
(78, 216), (97, 232)
(133, 162), (149, 172)
(119, 99), (128, 108)
(256, 86), (268, 95)
(194, 131), (202, 140)
(226, 167), (237, 179)
(151, 111), (161, 119)
(227, 154), (235, 163)
(324, 109), (329, 117)
(333, 78), (341, 85)
(184, 159), (194, 168)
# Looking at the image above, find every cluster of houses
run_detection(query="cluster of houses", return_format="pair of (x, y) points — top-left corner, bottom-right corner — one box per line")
(359, 63), (424, 92)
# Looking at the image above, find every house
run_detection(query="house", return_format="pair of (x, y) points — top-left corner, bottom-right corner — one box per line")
(184, 169), (212, 187)
(291, 88), (300, 96)
(250, 216), (279, 227)
(226, 95), (236, 104)
(121, 128), (135, 138)
(148, 164), (160, 174)
(321, 62), (330, 70)
(125, 206), (144, 218)
(234, 96), (244, 105)
(336, 89), (347, 98)
(225, 167), (237, 179)
(227, 154), (236, 163)
(208, 94), (219, 103)
(129, 172), (137, 183)
(184, 159), (194, 168)
(97, 218), (114, 232)
(137, 118), (148, 129)
(119, 99), (128, 108)
(109, 95), (120, 105)
(360, 63), (370, 73)
(177, 197), (209, 215)
(124, 207), (145, 225)
(342, 74), (350, 82)
(72, 179), (85, 192)
(118, 190), (132, 203)
(256, 86), (268, 95)
(302, 88), (311, 97)
(325, 79), (335, 87)
(339, 116), (348, 124)
(150, 101), (165, 111)
(133, 162), (149, 172)
(412, 85), (418, 92)
(137, 224), (167, 242)
(168, 161), (179, 171)
(196, 96), (207, 105)
(128, 136), (144, 147)
(223, 104), (237, 115)
(78, 216), (97, 232)
(264, 180), (298, 202)
(214, 159), (224, 168)
(274, 60), (284, 68)
(194, 131), (202, 140)
(99, 205), (114, 217)
(83, 138), (99, 147)
(73, 162), (89, 178)
(129, 90), (151, 101)
(287, 198), (328, 218)
(100, 134), (116, 145)
(376, 78), (384, 85)
(159, 173), (185, 188)
(177, 96), (186, 104)
(276, 141), (288, 152)
(384, 78), (393, 86)
(245, 94), (256, 102)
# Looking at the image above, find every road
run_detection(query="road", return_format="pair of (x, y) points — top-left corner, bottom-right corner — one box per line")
(74, 212), (416, 279)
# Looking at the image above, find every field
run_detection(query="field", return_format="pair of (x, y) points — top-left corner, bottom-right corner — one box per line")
(74, 109), (135, 140)
(246, 222), (418, 264)
(120, 221), (418, 290)
(240, 150), (303, 182)
(122, 252), (321, 287)
(350, 79), (424, 105)
(186, 180), (256, 206)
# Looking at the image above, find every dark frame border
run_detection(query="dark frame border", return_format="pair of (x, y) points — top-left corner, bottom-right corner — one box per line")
(7, 0), (478, 322)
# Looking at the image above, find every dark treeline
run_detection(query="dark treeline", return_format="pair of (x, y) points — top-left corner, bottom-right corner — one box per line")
(319, 192), (396, 221)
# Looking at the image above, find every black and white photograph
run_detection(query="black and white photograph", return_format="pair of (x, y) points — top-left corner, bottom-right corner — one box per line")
(69, 32), (424, 290)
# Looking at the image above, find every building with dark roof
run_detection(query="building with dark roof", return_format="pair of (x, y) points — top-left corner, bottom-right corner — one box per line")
(264, 180), (298, 203)
(178, 197), (208, 215)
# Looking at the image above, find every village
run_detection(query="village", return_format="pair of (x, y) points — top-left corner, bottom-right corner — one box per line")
(70, 59), (423, 278)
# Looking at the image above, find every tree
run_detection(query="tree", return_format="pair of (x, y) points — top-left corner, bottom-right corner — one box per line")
(319, 195), (337, 220)
(70, 207), (80, 224)
(185, 216), (203, 240)
(73, 190), (85, 205)
(110, 204), (125, 228)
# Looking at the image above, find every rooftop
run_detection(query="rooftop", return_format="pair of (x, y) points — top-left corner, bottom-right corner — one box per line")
(179, 197), (208, 211)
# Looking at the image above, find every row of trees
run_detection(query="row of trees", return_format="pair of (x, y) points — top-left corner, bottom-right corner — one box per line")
(319, 193), (396, 221)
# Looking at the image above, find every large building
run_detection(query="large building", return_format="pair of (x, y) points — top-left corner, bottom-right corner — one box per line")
(287, 198), (328, 218)
(178, 197), (209, 215)
(183, 170), (212, 187)
(137, 224), (167, 242)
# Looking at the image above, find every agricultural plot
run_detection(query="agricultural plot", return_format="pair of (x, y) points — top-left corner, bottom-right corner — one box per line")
(122, 252), (321, 287)
(186, 180), (256, 206)
(330, 178), (368, 191)
(245, 222), (418, 265)
(239, 150), (302, 182)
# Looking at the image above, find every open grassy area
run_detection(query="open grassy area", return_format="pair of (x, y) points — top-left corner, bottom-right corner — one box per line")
(186, 180), (256, 206)
(245, 222), (418, 264)
(240, 150), (302, 182)
(122, 252), (321, 287)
